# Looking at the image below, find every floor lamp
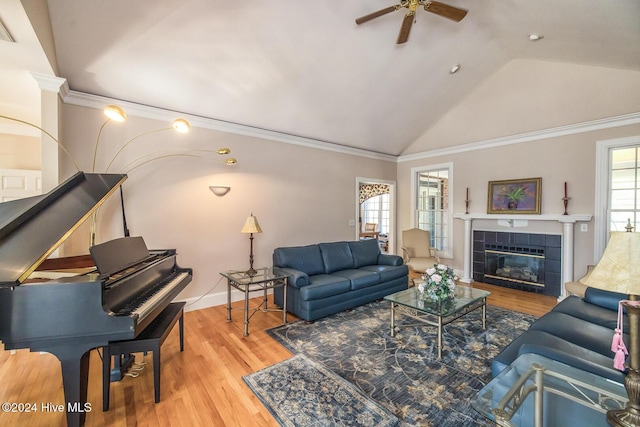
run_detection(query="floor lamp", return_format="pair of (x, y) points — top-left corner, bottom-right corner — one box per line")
(584, 228), (640, 427)
(241, 214), (262, 277)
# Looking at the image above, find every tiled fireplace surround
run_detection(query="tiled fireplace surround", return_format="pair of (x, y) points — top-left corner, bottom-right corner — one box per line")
(454, 213), (592, 299)
(473, 230), (561, 296)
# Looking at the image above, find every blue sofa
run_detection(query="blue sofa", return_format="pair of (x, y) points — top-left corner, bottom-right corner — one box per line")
(491, 287), (629, 383)
(272, 239), (408, 321)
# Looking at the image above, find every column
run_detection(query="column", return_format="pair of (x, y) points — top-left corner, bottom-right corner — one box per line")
(460, 216), (473, 283)
(559, 219), (576, 299)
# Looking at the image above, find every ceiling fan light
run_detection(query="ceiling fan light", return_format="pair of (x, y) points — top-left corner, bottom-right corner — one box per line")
(449, 64), (460, 74)
(528, 33), (543, 41)
(172, 118), (190, 133)
(103, 105), (127, 122)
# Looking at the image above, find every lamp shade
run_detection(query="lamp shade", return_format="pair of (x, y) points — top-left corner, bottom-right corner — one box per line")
(172, 118), (190, 133)
(241, 214), (262, 234)
(103, 105), (127, 122)
(583, 231), (640, 294)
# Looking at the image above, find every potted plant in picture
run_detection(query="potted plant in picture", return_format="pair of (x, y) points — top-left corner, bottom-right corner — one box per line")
(500, 184), (527, 210)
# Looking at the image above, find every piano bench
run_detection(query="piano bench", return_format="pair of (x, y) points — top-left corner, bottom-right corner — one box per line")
(102, 301), (185, 411)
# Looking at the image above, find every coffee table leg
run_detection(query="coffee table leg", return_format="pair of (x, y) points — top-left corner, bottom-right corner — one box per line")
(390, 302), (396, 337)
(282, 280), (288, 325)
(437, 316), (443, 359)
(482, 298), (487, 330)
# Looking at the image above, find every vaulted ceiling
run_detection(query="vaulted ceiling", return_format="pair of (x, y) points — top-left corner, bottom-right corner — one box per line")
(2, 0), (640, 156)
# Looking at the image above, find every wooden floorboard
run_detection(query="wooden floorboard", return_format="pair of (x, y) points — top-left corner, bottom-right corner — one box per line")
(0, 282), (556, 426)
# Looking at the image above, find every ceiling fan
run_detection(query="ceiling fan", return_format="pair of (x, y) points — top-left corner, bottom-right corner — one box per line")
(355, 0), (468, 44)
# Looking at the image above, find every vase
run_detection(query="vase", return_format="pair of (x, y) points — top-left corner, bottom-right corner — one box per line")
(507, 200), (518, 210)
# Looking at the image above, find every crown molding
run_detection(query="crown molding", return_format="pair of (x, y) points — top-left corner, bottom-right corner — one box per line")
(61, 90), (397, 163)
(59, 90), (640, 163)
(398, 112), (640, 163)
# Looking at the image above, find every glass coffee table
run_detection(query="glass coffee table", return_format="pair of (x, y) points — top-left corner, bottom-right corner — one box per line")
(472, 353), (627, 427)
(384, 284), (490, 358)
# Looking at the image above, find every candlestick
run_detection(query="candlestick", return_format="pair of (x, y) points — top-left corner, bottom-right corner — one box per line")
(564, 181), (567, 198)
(563, 182), (569, 215)
(465, 187), (470, 214)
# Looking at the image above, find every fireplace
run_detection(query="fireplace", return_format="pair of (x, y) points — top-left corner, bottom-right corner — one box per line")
(484, 245), (544, 287)
(473, 231), (562, 297)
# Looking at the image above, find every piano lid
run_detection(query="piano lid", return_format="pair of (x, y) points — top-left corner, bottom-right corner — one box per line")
(0, 172), (127, 287)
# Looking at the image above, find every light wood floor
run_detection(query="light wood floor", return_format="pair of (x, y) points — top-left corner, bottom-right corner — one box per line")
(0, 282), (556, 426)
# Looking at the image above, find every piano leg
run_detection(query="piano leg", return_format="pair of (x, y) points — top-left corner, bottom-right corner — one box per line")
(39, 342), (99, 427)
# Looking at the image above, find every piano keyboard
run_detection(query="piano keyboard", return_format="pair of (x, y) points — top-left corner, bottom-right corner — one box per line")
(132, 271), (190, 321)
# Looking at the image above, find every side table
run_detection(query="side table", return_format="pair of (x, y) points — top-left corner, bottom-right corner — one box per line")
(221, 267), (290, 336)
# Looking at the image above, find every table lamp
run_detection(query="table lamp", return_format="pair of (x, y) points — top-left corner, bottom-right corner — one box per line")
(240, 213), (262, 277)
(583, 226), (640, 427)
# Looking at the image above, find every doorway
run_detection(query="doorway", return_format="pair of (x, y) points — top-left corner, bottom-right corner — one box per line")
(356, 177), (396, 254)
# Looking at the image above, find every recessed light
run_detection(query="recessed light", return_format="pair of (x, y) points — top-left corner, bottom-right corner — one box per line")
(528, 33), (543, 41)
(449, 64), (461, 74)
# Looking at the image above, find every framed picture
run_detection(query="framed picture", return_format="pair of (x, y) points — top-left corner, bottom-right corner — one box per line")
(487, 177), (542, 214)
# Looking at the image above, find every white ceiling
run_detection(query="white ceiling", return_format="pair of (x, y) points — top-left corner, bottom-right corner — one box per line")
(2, 0), (640, 155)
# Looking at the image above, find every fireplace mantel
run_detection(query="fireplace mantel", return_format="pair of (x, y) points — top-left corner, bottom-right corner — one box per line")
(453, 213), (592, 222)
(453, 213), (592, 299)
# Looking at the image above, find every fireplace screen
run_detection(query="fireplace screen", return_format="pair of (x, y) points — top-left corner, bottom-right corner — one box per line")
(484, 249), (545, 287)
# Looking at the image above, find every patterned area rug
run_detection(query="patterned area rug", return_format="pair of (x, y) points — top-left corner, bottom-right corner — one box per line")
(265, 300), (537, 427)
(243, 353), (399, 427)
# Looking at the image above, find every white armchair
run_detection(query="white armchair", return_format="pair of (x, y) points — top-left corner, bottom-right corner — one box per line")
(401, 228), (439, 273)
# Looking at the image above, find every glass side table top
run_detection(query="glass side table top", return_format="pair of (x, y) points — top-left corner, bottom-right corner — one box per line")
(385, 284), (490, 317)
(472, 353), (627, 427)
(220, 267), (290, 285)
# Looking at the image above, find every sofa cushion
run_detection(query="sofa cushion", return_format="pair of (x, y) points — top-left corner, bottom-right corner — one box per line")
(319, 242), (355, 273)
(491, 329), (625, 383)
(299, 275), (351, 300)
(274, 244), (325, 276)
(349, 239), (380, 268)
(552, 295), (628, 331)
(331, 269), (380, 290)
(359, 264), (408, 282)
(529, 311), (626, 357)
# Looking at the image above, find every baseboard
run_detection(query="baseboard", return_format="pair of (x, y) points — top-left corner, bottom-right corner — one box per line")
(178, 288), (274, 312)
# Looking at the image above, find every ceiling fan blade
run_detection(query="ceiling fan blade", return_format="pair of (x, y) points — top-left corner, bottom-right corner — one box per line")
(355, 5), (398, 25)
(424, 1), (468, 22)
(396, 12), (415, 44)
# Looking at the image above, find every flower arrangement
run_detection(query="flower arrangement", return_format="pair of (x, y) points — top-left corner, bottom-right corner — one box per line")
(418, 264), (458, 301)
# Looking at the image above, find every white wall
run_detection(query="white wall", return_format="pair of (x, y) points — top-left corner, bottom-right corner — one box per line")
(397, 122), (640, 281)
(397, 59), (640, 281)
(59, 102), (397, 309)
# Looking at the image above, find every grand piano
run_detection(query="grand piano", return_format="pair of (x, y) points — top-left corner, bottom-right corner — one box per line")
(0, 172), (192, 427)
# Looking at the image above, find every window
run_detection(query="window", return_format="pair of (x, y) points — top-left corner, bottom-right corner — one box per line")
(610, 146), (640, 232)
(595, 136), (640, 258)
(362, 194), (389, 234)
(411, 163), (453, 257)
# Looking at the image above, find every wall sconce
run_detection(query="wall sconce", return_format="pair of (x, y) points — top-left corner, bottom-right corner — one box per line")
(209, 186), (231, 197)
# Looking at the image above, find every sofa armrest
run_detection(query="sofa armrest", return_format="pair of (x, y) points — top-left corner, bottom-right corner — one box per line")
(584, 287), (628, 312)
(273, 267), (309, 288)
(377, 253), (403, 266)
